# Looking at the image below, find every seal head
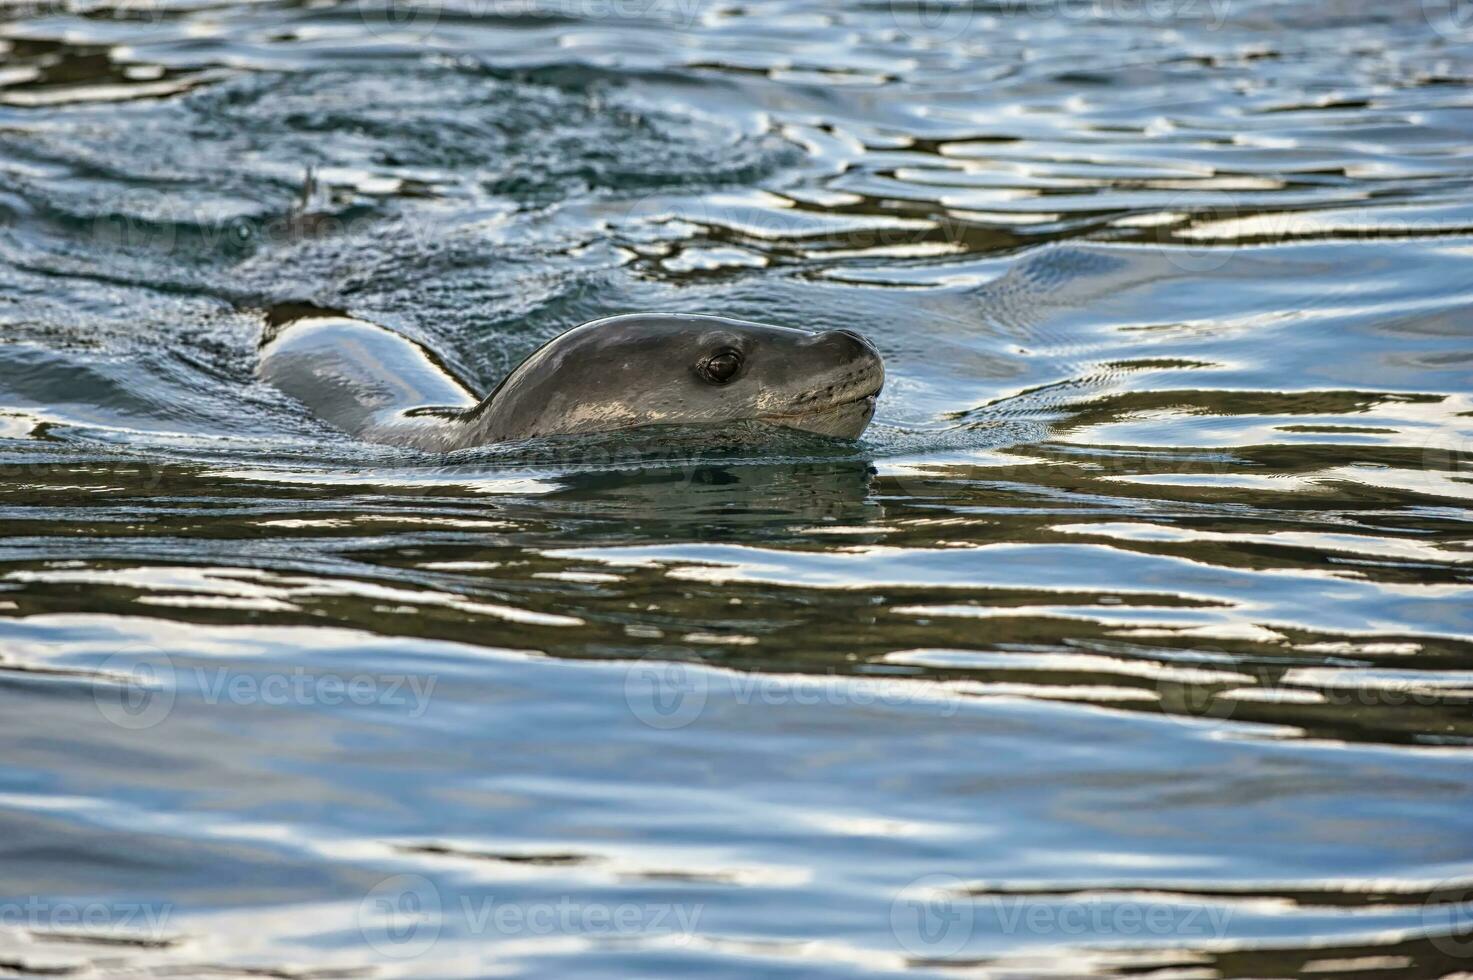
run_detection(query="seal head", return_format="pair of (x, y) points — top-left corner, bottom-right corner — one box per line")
(464, 314), (883, 444)
(260, 311), (884, 451)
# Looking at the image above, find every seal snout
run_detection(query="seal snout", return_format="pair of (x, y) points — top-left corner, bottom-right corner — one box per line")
(757, 325), (883, 438)
(815, 327), (885, 400)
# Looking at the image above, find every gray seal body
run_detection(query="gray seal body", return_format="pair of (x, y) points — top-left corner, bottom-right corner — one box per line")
(258, 312), (884, 451)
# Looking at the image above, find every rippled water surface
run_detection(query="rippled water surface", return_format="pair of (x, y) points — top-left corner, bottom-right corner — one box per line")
(2, 0), (1473, 975)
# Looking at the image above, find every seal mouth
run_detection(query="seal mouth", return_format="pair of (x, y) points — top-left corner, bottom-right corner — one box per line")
(761, 392), (876, 422)
(757, 390), (879, 439)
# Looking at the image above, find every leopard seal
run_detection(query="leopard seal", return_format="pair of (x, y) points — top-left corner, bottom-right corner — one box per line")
(258, 310), (884, 451)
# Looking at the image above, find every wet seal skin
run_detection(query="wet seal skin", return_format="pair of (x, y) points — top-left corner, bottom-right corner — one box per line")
(258, 308), (884, 451)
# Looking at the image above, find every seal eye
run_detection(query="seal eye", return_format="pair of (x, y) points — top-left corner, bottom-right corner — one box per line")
(699, 349), (742, 385)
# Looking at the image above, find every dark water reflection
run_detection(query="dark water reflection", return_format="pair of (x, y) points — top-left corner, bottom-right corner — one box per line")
(1, 0), (1472, 976)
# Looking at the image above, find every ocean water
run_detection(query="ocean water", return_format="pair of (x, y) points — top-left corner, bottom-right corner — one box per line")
(1, 0), (1472, 976)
